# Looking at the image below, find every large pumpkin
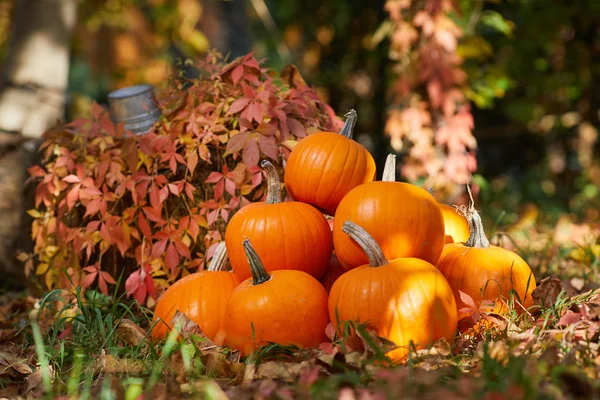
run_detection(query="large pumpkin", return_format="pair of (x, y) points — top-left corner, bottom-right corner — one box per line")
(436, 187), (537, 320)
(284, 110), (376, 216)
(329, 221), (457, 362)
(439, 203), (470, 244)
(225, 160), (333, 281)
(224, 239), (330, 356)
(333, 154), (445, 270)
(151, 242), (239, 344)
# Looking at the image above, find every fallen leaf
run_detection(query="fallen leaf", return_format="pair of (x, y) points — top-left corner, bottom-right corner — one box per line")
(116, 318), (148, 347)
(557, 311), (582, 327)
(532, 276), (563, 309)
(170, 311), (216, 348)
(254, 360), (316, 383)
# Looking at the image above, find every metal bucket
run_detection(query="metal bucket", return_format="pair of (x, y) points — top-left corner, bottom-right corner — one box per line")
(107, 84), (162, 135)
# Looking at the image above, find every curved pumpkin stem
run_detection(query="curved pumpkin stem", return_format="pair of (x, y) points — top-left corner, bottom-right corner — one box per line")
(260, 160), (282, 204)
(339, 109), (357, 139)
(342, 220), (389, 267)
(207, 241), (230, 272)
(243, 239), (272, 285)
(382, 153), (396, 182)
(457, 184), (490, 248)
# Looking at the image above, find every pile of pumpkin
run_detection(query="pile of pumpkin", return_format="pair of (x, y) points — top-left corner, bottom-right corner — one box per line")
(151, 111), (537, 362)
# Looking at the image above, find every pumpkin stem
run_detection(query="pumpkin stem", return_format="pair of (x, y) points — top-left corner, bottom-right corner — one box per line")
(260, 160), (282, 204)
(207, 241), (230, 271)
(243, 239), (272, 285)
(339, 109), (357, 139)
(342, 220), (389, 267)
(382, 153), (396, 182)
(457, 184), (490, 248)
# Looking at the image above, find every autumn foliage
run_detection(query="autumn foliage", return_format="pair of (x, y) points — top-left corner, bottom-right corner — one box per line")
(24, 52), (342, 304)
(383, 0), (477, 194)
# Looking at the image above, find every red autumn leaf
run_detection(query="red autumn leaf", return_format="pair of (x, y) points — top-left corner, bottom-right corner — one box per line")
(231, 65), (244, 85)
(142, 206), (162, 223)
(243, 136), (260, 167)
(227, 98), (251, 115)
(84, 198), (102, 217)
(66, 185), (80, 209)
(159, 185), (169, 203)
(257, 122), (277, 136)
(214, 179), (224, 200)
(187, 149), (198, 175)
(224, 178), (236, 196)
(152, 239), (168, 259)
(184, 182), (195, 199)
(220, 208), (230, 222)
(188, 218), (200, 240)
(168, 183), (181, 196)
(205, 172), (223, 183)
(557, 310), (582, 327)
(287, 118), (306, 138)
(149, 184), (161, 210)
(28, 165), (46, 177)
(165, 242), (179, 274)
(458, 290), (477, 311)
(174, 239), (191, 259)
(62, 174), (80, 184)
(248, 101), (264, 123)
(225, 131), (249, 155)
(91, 102), (104, 119)
(81, 271), (97, 289)
(258, 134), (280, 160)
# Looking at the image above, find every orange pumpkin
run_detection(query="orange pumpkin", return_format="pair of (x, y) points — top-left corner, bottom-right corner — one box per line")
(225, 160), (333, 281)
(224, 239), (330, 356)
(284, 110), (376, 215)
(436, 187), (537, 321)
(151, 242), (239, 344)
(329, 221), (457, 362)
(319, 252), (345, 293)
(333, 154), (445, 270)
(439, 203), (470, 244)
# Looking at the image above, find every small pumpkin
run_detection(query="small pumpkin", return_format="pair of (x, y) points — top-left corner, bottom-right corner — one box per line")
(439, 203), (470, 244)
(224, 239), (330, 356)
(225, 160), (333, 281)
(436, 186), (537, 320)
(329, 221), (457, 362)
(319, 252), (345, 293)
(284, 110), (376, 215)
(333, 154), (445, 270)
(151, 242), (239, 344)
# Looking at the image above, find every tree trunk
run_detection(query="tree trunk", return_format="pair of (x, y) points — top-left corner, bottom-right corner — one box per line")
(0, 0), (77, 288)
(0, 0), (77, 138)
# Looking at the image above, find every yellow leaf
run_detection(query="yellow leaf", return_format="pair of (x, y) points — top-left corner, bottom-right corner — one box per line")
(27, 209), (43, 219)
(185, 30), (210, 53)
(36, 263), (49, 275)
(44, 245), (60, 258)
(16, 252), (30, 262)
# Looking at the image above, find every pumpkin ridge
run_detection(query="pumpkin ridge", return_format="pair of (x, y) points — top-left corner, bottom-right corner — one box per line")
(315, 134), (345, 206)
(326, 136), (356, 208)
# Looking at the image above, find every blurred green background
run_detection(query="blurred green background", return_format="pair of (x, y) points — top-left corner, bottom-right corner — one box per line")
(0, 0), (598, 228)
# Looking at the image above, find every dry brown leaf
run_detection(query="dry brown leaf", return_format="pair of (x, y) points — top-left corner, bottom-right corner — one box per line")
(201, 351), (244, 382)
(532, 276), (564, 309)
(180, 379), (229, 399)
(170, 311), (216, 348)
(24, 365), (53, 394)
(116, 318), (148, 347)
(280, 64), (308, 89)
(253, 359), (316, 383)
(95, 352), (146, 375)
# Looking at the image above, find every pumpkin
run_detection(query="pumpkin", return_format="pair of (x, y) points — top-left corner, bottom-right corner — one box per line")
(283, 110), (376, 215)
(333, 154), (445, 270)
(436, 186), (537, 321)
(329, 220), (457, 362)
(151, 242), (239, 344)
(225, 160), (333, 281)
(224, 239), (330, 356)
(439, 203), (470, 244)
(319, 252), (345, 293)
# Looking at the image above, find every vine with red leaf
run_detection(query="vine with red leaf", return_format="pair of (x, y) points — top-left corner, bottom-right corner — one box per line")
(24, 52), (342, 305)
(383, 0), (477, 196)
